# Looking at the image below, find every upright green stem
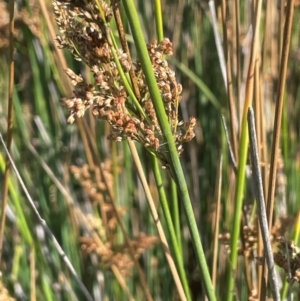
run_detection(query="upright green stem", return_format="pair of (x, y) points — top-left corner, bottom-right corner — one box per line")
(151, 156), (191, 301)
(225, 0), (263, 299)
(123, 1), (216, 300)
(152, 5), (188, 299)
(226, 114), (248, 301)
(153, 0), (163, 42)
(170, 179), (182, 256)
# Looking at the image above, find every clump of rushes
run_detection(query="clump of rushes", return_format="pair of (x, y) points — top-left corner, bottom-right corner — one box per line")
(52, 0), (196, 166)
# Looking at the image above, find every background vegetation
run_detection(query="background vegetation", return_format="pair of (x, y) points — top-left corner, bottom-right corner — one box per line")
(1, 0), (300, 300)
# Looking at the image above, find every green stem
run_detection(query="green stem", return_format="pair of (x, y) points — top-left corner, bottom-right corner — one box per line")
(151, 155), (191, 301)
(152, 5), (188, 299)
(226, 113), (248, 301)
(170, 178), (182, 256)
(153, 0), (164, 42)
(123, 1), (216, 300)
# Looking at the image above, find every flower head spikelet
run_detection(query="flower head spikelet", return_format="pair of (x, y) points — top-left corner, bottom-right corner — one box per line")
(53, 0), (196, 165)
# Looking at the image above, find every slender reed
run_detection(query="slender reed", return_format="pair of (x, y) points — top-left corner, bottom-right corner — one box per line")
(150, 155), (191, 301)
(248, 107), (280, 301)
(263, 1), (295, 298)
(208, 0), (227, 88)
(212, 155), (222, 287)
(0, 0), (15, 262)
(234, 0), (241, 123)
(266, 0), (295, 234)
(128, 141), (187, 301)
(152, 2), (190, 299)
(123, 1), (216, 300)
(225, 1), (263, 300)
(221, 0), (238, 160)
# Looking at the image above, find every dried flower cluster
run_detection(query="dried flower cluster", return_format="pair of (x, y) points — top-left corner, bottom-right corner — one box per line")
(274, 237), (300, 283)
(219, 214), (294, 256)
(70, 164), (158, 277)
(219, 224), (258, 256)
(80, 233), (158, 278)
(71, 163), (126, 231)
(71, 163), (113, 204)
(52, 0), (196, 165)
